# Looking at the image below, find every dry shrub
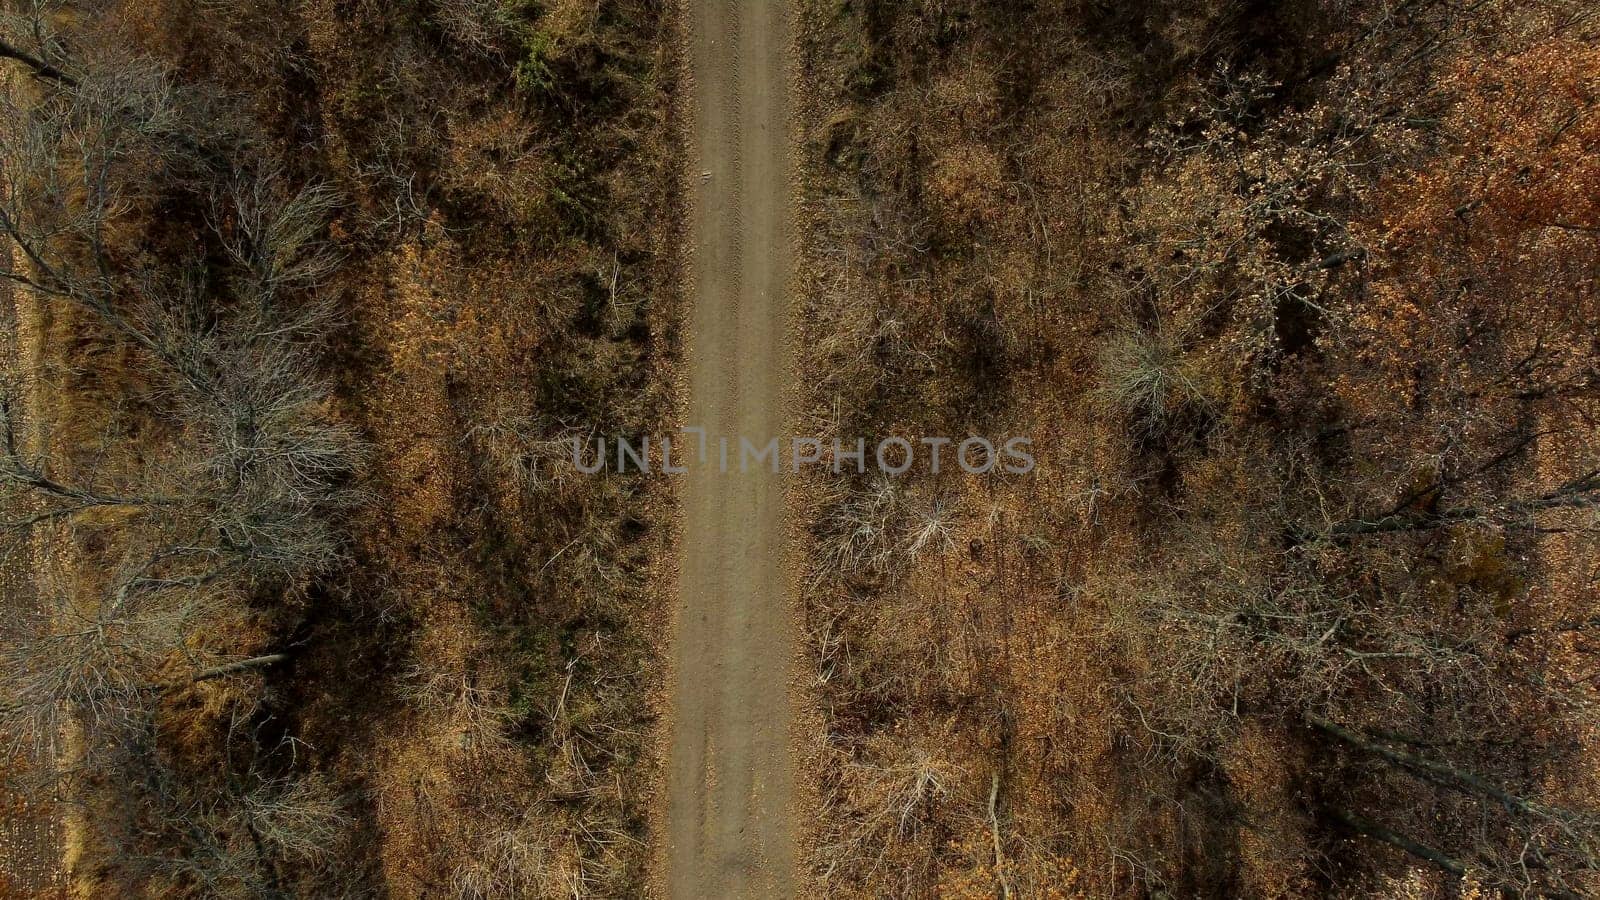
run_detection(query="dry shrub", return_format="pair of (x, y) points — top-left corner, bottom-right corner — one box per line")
(1094, 324), (1215, 436)
(814, 477), (908, 580)
(401, 616), (517, 762)
(812, 477), (963, 590)
(430, 0), (518, 55)
(813, 724), (973, 895)
(449, 802), (633, 900)
(938, 829), (1085, 899)
(450, 823), (555, 900)
(439, 103), (560, 229)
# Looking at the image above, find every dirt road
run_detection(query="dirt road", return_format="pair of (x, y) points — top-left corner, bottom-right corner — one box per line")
(664, 0), (797, 896)
(0, 247), (65, 897)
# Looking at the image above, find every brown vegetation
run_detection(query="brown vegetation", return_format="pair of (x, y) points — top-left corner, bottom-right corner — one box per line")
(796, 0), (1599, 896)
(5, 0), (1599, 895)
(1, 0), (678, 895)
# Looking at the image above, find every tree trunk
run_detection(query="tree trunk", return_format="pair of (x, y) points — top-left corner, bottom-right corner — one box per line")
(1310, 716), (1545, 818)
(190, 653), (290, 684)
(1328, 806), (1466, 876)
(0, 40), (76, 86)
(1303, 474), (1600, 544)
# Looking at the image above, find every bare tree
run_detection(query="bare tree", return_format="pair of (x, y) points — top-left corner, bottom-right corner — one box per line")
(0, 583), (181, 762)
(0, 43), (362, 582)
(0, 3), (74, 86)
(102, 724), (352, 899)
(0, 19), (363, 892)
(1314, 716), (1600, 897)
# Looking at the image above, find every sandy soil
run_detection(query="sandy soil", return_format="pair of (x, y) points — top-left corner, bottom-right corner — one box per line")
(663, 0), (798, 895)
